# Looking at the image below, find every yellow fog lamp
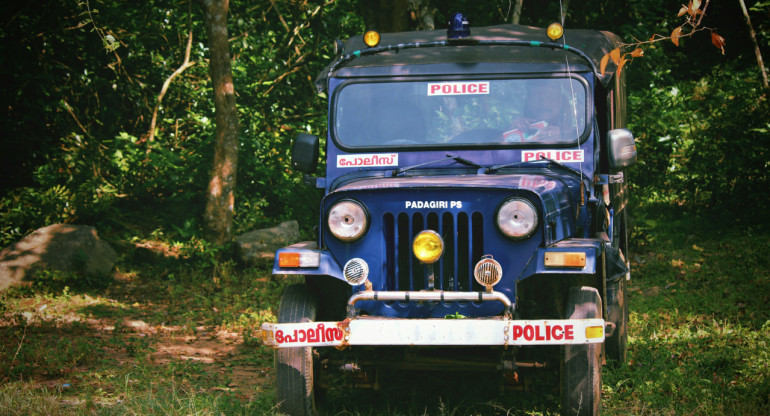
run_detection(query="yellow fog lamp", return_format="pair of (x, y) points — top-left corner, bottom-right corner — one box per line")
(544, 251), (586, 268)
(363, 30), (381, 48)
(546, 22), (564, 41)
(586, 325), (604, 339)
(412, 230), (444, 264)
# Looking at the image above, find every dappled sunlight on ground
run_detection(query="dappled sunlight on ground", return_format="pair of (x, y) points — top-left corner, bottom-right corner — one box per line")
(0, 271), (277, 408)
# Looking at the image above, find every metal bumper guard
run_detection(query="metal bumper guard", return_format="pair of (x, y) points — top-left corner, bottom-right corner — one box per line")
(261, 317), (605, 348)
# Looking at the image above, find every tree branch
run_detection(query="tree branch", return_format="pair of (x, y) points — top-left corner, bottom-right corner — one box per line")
(62, 100), (89, 136)
(738, 0), (768, 88)
(148, 0), (196, 144)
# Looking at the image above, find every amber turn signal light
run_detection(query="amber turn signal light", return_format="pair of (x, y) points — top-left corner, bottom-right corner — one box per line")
(544, 252), (586, 268)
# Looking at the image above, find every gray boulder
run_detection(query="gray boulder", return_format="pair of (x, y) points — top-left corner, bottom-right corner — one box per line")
(235, 221), (300, 264)
(0, 224), (118, 290)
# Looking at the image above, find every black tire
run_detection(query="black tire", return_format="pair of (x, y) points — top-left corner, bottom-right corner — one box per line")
(604, 277), (628, 365)
(606, 209), (629, 365)
(275, 284), (319, 416)
(561, 286), (602, 416)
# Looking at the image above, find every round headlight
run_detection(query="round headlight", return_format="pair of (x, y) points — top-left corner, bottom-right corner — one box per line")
(328, 200), (368, 241)
(412, 230), (444, 264)
(497, 198), (538, 239)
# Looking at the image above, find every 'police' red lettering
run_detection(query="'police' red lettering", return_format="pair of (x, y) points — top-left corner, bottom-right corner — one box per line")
(510, 323), (575, 342)
(522, 149), (584, 163)
(427, 82), (490, 96)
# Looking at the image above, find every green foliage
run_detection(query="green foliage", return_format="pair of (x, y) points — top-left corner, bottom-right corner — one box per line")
(0, 185), (75, 246)
(0, 0), (363, 244)
(677, 67), (770, 211)
(628, 66), (770, 211)
(31, 268), (113, 293)
(0, 0), (768, 245)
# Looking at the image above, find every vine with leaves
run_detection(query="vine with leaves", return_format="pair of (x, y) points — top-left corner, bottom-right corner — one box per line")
(600, 0), (725, 77)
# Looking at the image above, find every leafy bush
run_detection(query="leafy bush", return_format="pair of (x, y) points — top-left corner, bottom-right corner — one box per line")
(0, 185), (74, 247)
(678, 67), (770, 211)
(628, 66), (770, 213)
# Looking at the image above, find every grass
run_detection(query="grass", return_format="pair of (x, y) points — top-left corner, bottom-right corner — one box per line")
(0, 206), (769, 415)
(0, 248), (287, 415)
(602, 207), (770, 415)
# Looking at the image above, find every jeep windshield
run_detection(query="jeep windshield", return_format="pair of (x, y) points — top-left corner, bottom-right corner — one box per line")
(333, 77), (588, 148)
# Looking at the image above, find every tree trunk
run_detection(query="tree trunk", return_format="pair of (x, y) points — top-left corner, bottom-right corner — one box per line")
(512, 0), (523, 24)
(359, 0), (410, 32)
(737, 0), (769, 88)
(408, 0), (435, 30)
(561, 0), (570, 24)
(198, 0), (239, 244)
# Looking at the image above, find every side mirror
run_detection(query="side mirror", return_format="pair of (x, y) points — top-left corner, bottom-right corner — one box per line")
(608, 128), (637, 170)
(291, 133), (319, 174)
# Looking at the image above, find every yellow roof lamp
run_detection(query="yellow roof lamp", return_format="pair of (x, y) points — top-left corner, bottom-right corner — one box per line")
(363, 30), (381, 48)
(547, 22), (564, 41)
(363, 22), (559, 48)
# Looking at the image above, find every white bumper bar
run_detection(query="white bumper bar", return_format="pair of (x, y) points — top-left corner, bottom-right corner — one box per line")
(261, 318), (605, 348)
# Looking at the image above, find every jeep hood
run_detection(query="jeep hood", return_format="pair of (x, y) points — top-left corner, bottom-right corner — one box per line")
(332, 173), (582, 241)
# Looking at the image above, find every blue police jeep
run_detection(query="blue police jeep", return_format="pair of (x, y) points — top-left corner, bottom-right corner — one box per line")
(262, 16), (636, 416)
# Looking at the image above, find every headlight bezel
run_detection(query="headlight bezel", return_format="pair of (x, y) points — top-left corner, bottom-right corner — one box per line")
(496, 197), (539, 240)
(326, 198), (370, 242)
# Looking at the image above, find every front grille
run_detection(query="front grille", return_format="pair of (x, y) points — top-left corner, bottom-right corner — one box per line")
(383, 211), (484, 292)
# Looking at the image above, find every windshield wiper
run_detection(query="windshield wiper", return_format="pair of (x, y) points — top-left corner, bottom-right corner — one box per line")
(392, 154), (482, 176)
(485, 156), (582, 177)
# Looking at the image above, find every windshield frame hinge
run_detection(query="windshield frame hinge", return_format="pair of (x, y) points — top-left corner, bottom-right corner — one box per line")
(594, 172), (624, 185)
(304, 175), (326, 188)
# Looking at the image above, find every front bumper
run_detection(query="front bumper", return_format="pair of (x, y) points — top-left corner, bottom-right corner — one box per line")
(261, 317), (605, 348)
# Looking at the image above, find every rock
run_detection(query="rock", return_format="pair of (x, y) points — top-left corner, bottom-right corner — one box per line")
(0, 224), (118, 291)
(235, 221), (300, 264)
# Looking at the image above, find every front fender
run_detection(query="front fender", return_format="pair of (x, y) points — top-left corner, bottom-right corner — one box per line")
(518, 239), (627, 283)
(273, 241), (347, 284)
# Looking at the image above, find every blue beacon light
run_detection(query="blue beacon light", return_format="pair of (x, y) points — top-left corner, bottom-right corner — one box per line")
(447, 12), (470, 39)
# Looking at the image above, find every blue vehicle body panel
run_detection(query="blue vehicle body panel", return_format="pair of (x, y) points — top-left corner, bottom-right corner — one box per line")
(272, 31), (633, 321)
(310, 174), (585, 318)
